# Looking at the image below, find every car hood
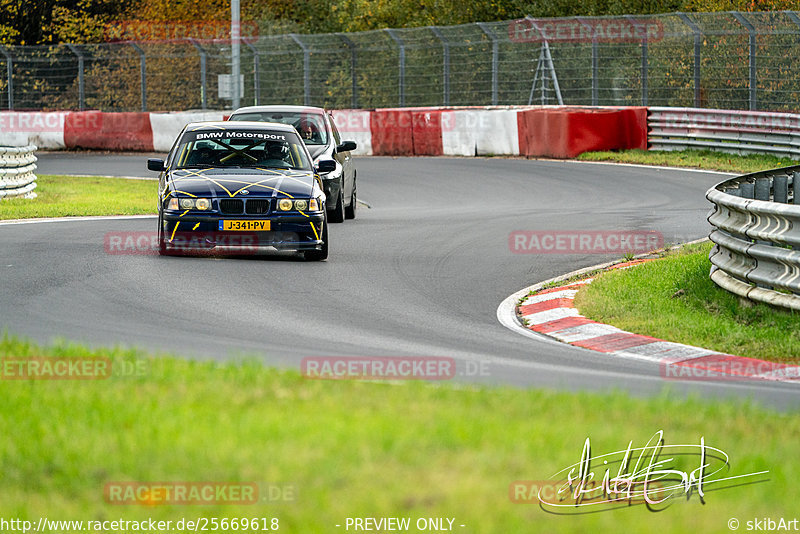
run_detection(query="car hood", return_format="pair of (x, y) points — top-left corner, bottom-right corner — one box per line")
(166, 167), (318, 198)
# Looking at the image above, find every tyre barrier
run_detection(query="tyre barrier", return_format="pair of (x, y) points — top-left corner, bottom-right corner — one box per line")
(707, 164), (800, 310)
(0, 145), (38, 200)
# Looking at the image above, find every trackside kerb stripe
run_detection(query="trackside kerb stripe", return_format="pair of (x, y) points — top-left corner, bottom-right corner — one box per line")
(514, 268), (800, 383)
(530, 316), (600, 334)
(518, 298), (575, 315)
(572, 332), (660, 353)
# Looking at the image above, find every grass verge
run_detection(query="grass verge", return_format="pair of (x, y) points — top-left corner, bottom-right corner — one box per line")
(574, 242), (800, 362)
(578, 148), (799, 174)
(0, 333), (796, 532)
(0, 175), (156, 220)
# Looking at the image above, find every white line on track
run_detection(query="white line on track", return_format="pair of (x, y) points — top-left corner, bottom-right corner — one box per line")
(0, 215), (157, 226)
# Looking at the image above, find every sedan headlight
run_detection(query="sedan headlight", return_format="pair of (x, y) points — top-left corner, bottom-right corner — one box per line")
(167, 197), (212, 211)
(277, 198), (323, 212)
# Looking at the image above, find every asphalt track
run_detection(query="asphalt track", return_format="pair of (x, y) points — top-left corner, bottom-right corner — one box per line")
(3, 153), (798, 409)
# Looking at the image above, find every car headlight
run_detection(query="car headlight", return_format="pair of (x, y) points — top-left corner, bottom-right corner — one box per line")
(166, 197), (211, 211)
(277, 198), (322, 212)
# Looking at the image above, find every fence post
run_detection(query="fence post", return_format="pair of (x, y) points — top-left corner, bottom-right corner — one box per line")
(244, 42), (259, 106)
(0, 45), (13, 110)
(577, 17), (600, 106)
(289, 34), (311, 106)
(429, 26), (450, 106)
(385, 29), (405, 107)
(625, 15), (648, 106)
(575, 17), (598, 106)
(731, 11), (757, 111)
(677, 13), (702, 108)
(337, 33), (358, 109)
(188, 40), (207, 109)
(129, 42), (146, 112)
(477, 23), (499, 105)
(65, 44), (85, 111)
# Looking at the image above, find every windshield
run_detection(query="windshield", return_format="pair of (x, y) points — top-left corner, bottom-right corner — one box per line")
(229, 112), (329, 146)
(172, 129), (312, 171)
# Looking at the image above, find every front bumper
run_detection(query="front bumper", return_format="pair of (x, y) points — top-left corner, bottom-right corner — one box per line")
(161, 211), (325, 253)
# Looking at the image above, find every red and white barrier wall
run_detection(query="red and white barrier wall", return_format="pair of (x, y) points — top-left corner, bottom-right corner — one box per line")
(0, 107), (648, 158)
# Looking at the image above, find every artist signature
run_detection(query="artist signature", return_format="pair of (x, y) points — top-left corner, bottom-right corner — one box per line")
(539, 430), (768, 510)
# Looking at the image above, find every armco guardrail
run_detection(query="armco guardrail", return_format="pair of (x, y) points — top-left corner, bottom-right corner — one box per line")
(707, 165), (800, 310)
(650, 107), (800, 159)
(0, 145), (38, 199)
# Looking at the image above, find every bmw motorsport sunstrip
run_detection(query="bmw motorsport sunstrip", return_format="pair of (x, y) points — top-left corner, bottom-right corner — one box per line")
(148, 121), (335, 260)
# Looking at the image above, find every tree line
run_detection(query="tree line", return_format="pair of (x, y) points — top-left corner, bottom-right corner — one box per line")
(2, 0), (800, 45)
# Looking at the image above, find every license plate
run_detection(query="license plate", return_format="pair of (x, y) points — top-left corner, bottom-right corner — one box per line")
(219, 220), (270, 231)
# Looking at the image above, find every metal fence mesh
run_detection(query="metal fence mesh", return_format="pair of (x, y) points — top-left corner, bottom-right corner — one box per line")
(1, 11), (800, 112)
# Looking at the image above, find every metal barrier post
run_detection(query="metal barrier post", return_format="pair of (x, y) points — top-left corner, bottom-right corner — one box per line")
(0, 45), (13, 110)
(337, 33), (358, 109)
(65, 44), (85, 110)
(477, 23), (499, 105)
(677, 13), (702, 108)
(731, 11), (757, 111)
(576, 17), (598, 106)
(794, 172), (800, 204)
(774, 174), (789, 203)
(129, 42), (147, 112)
(189, 40), (207, 109)
(430, 26), (450, 106)
(385, 29), (405, 107)
(289, 34), (311, 106)
(244, 42), (259, 106)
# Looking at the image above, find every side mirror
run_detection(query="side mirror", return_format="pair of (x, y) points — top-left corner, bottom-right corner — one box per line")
(147, 158), (165, 172)
(315, 159), (337, 173)
(336, 140), (357, 153)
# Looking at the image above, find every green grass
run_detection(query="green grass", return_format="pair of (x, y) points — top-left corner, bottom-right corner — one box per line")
(575, 242), (800, 362)
(0, 333), (797, 532)
(0, 175), (156, 220)
(578, 148), (799, 174)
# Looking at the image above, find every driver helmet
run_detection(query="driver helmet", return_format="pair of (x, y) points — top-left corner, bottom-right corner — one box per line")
(266, 141), (289, 160)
